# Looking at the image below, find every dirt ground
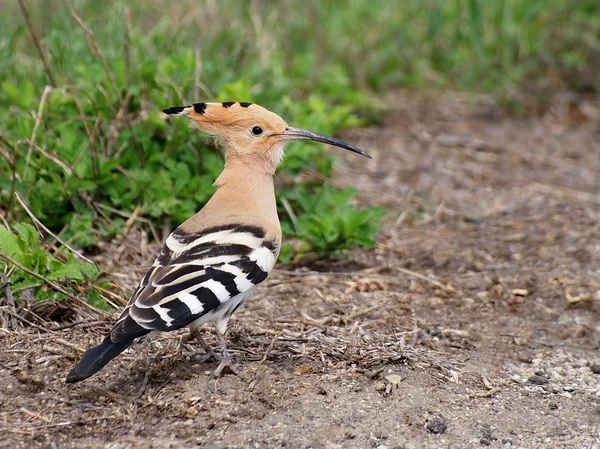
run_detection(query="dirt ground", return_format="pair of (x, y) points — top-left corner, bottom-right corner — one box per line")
(1, 91), (600, 449)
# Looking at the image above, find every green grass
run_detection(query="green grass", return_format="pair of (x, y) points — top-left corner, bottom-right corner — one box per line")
(0, 222), (113, 311)
(0, 0), (598, 307)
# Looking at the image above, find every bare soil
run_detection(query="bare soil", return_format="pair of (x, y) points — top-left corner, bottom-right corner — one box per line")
(1, 91), (600, 449)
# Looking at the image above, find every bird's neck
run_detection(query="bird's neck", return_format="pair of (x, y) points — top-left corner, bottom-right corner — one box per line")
(207, 154), (279, 226)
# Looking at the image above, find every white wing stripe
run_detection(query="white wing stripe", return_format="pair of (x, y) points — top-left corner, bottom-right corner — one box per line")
(201, 279), (231, 303)
(210, 233), (263, 248)
(249, 246), (276, 272)
(172, 254), (241, 266)
(154, 284), (206, 306)
(217, 263), (255, 291)
(153, 304), (174, 327)
(178, 291), (204, 314)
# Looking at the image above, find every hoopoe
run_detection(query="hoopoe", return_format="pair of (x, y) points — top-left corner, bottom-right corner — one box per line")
(66, 101), (371, 383)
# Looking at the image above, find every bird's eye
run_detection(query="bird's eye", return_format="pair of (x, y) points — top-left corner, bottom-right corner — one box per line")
(251, 126), (263, 136)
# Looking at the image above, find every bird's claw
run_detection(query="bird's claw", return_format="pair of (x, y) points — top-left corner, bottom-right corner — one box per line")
(212, 355), (241, 378)
(193, 350), (219, 364)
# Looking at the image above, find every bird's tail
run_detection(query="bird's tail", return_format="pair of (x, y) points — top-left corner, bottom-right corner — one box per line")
(66, 337), (134, 383)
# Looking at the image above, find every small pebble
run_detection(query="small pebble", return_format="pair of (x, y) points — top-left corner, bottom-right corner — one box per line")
(528, 375), (548, 385)
(385, 374), (403, 387)
(426, 416), (448, 434)
(479, 424), (496, 446)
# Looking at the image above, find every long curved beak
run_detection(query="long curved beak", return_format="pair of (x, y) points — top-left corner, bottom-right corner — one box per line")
(278, 127), (372, 159)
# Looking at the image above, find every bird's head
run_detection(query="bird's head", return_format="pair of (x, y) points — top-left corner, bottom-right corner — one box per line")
(163, 102), (371, 174)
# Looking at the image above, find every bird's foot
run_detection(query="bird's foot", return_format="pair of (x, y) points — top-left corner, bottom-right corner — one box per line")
(212, 353), (241, 378)
(190, 328), (241, 377)
(212, 331), (241, 377)
(190, 328), (220, 363)
(193, 348), (219, 364)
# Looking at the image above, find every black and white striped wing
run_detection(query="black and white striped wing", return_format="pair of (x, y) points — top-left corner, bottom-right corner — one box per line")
(110, 224), (278, 342)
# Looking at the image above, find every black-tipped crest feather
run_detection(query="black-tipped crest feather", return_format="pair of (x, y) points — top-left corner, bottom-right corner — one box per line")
(193, 103), (207, 114)
(163, 106), (188, 115)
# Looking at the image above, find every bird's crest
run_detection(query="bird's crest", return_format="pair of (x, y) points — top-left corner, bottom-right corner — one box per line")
(162, 101), (289, 151)
(163, 101), (281, 128)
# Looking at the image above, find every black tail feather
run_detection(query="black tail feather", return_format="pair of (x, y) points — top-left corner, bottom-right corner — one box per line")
(66, 337), (134, 383)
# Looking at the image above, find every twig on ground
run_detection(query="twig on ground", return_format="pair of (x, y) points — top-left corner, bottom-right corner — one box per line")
(134, 371), (149, 400)
(396, 267), (456, 293)
(49, 319), (109, 331)
(93, 202), (161, 243)
(90, 284), (127, 308)
(0, 307), (52, 333)
(299, 311), (331, 328)
(259, 332), (280, 365)
(344, 304), (380, 322)
(19, 415), (117, 432)
(15, 192), (94, 264)
(0, 273), (17, 328)
(531, 182), (600, 205)
(470, 387), (499, 398)
(19, 407), (51, 423)
(47, 337), (86, 353)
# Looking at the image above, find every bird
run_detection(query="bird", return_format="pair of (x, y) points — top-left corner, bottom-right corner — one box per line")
(66, 101), (371, 383)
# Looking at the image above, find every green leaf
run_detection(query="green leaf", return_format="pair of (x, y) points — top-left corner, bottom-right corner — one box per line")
(14, 223), (40, 248)
(47, 262), (98, 281)
(0, 225), (21, 258)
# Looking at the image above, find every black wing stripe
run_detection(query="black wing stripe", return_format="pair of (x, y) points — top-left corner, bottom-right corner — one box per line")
(231, 258), (269, 284)
(154, 245), (173, 266)
(111, 316), (151, 342)
(233, 225), (266, 238)
(137, 276), (210, 306)
(160, 298), (192, 329)
(171, 223), (265, 244)
(205, 266), (239, 296)
(189, 285), (222, 311)
(155, 264), (206, 285)
(177, 243), (253, 264)
(140, 266), (159, 286)
(262, 240), (278, 253)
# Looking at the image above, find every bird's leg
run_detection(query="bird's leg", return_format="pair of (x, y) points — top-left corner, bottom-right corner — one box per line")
(213, 330), (241, 377)
(190, 328), (219, 363)
(174, 334), (188, 358)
